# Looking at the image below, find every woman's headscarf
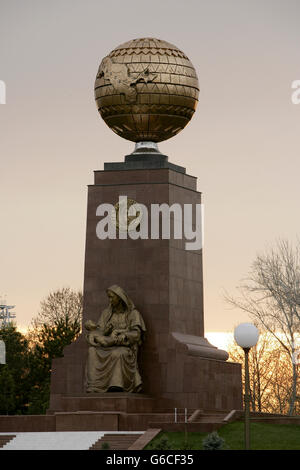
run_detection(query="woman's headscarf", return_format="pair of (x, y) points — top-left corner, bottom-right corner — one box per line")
(106, 285), (135, 311)
(100, 285), (146, 335)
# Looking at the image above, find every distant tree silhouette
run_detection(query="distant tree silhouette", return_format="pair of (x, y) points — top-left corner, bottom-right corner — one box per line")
(226, 239), (300, 415)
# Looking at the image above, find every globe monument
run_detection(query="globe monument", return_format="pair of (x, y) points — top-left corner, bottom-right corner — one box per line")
(95, 37), (199, 144)
(48, 38), (242, 431)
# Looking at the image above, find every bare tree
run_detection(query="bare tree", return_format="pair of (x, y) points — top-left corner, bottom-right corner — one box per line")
(30, 287), (83, 333)
(228, 332), (297, 414)
(267, 347), (293, 414)
(229, 332), (277, 412)
(226, 239), (300, 415)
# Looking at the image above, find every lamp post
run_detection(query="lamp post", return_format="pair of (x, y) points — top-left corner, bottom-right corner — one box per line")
(234, 323), (259, 450)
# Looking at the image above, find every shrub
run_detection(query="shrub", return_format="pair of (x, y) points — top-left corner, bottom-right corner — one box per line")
(149, 436), (172, 450)
(101, 442), (110, 450)
(202, 431), (225, 450)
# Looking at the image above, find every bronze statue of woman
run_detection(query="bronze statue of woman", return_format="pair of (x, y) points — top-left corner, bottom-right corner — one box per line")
(84, 285), (146, 393)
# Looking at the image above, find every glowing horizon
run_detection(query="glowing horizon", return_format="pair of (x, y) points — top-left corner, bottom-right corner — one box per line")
(14, 324), (234, 354)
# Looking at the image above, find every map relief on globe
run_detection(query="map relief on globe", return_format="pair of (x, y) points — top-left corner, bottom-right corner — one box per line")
(94, 38), (199, 144)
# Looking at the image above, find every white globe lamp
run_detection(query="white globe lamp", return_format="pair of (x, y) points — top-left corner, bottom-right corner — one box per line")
(234, 323), (259, 349)
(234, 322), (259, 450)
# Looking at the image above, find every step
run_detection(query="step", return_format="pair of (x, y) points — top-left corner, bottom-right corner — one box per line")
(59, 394), (156, 413)
(0, 435), (16, 448)
(148, 422), (223, 432)
(90, 433), (142, 450)
(197, 416), (227, 423)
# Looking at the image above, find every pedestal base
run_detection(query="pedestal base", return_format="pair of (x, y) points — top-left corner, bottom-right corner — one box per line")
(48, 163), (243, 426)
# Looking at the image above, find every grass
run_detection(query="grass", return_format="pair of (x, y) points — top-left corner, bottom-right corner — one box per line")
(145, 421), (300, 450)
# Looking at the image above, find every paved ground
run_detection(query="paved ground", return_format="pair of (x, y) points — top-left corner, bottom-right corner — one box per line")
(0, 431), (143, 450)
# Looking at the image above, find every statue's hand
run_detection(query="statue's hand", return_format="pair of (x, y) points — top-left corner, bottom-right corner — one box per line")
(114, 332), (129, 345)
(110, 330), (128, 345)
(117, 333), (127, 343)
(110, 330), (119, 341)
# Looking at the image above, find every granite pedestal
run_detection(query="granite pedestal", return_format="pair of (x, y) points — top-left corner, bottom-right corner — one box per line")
(49, 154), (242, 426)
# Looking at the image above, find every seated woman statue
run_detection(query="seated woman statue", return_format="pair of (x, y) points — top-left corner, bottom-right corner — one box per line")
(85, 285), (146, 393)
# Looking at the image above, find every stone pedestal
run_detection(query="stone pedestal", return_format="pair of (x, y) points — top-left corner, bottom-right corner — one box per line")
(49, 156), (242, 418)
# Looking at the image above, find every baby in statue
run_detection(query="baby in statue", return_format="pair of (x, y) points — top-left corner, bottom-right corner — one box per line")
(85, 319), (129, 347)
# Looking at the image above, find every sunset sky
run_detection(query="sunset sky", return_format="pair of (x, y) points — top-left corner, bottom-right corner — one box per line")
(1, 0), (300, 346)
